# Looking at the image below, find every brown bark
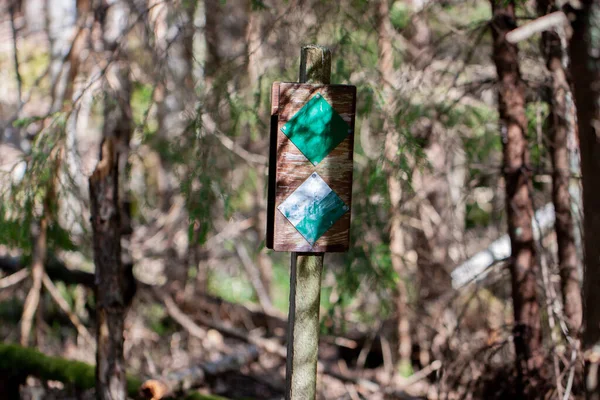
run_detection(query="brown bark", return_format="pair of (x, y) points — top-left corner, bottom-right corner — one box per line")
(538, 0), (583, 336)
(377, 0), (411, 373)
(568, 1), (600, 397)
(490, 0), (543, 385)
(90, 1), (134, 398)
(90, 139), (129, 400)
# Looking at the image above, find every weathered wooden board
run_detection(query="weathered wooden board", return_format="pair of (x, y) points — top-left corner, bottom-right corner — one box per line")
(267, 82), (356, 252)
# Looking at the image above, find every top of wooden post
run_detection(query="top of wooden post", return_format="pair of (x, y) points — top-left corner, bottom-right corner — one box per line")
(299, 45), (331, 84)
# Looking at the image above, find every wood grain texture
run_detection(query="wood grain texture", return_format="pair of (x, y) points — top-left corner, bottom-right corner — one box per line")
(268, 82), (356, 252)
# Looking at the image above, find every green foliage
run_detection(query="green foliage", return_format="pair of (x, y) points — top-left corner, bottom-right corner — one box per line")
(0, 205), (32, 250)
(271, 259), (292, 312)
(56, 281), (75, 309)
(250, 0), (269, 11)
(390, 1), (412, 31)
(526, 101), (550, 172)
(0, 115), (78, 257)
(446, 103), (502, 228)
(320, 159), (396, 332)
(48, 222), (78, 251)
(466, 202), (491, 229)
(144, 303), (172, 336)
(20, 49), (50, 91)
(437, 1), (492, 28)
(131, 82), (155, 128)
(0, 297), (24, 322)
(13, 115), (48, 129)
(209, 266), (256, 305)
(398, 359), (414, 378)
(331, 26), (379, 84)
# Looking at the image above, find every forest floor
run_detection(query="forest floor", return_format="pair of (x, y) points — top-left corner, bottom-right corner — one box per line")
(1, 262), (433, 400)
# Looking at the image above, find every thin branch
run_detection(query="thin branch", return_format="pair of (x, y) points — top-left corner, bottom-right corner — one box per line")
(148, 285), (287, 358)
(9, 0), (22, 107)
(0, 268), (29, 290)
(161, 291), (207, 340)
(451, 203), (556, 288)
(234, 242), (274, 314)
(201, 114), (268, 165)
(41, 272), (95, 347)
(506, 11), (569, 43)
(397, 360), (442, 389)
(563, 347), (577, 400)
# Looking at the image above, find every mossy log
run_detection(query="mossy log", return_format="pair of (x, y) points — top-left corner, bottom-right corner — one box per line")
(0, 343), (226, 400)
(0, 343), (139, 396)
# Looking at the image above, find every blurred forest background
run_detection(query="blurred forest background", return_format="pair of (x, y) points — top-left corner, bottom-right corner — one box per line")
(1, 0), (600, 399)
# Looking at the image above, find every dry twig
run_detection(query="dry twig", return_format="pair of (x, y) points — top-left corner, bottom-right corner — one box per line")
(234, 242), (274, 314)
(161, 292), (207, 339)
(0, 268), (29, 290)
(41, 273), (94, 346)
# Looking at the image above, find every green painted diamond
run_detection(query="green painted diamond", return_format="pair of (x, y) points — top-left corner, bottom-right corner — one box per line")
(281, 93), (350, 165)
(278, 173), (349, 245)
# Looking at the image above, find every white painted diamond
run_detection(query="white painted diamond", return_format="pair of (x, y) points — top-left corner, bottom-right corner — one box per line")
(278, 173), (348, 245)
(279, 173), (332, 226)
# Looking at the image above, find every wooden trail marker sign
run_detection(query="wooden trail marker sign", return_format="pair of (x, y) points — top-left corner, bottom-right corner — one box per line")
(267, 83), (356, 252)
(267, 45), (356, 400)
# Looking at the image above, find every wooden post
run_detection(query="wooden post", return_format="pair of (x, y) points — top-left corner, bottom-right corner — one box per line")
(285, 45), (331, 400)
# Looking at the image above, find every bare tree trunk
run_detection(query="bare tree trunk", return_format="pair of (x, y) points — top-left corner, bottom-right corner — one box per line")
(568, 1), (600, 397)
(152, 0), (195, 162)
(89, 1), (134, 398)
(155, 0), (196, 154)
(47, 0), (77, 112)
(246, 3), (263, 86)
(490, 0), (543, 389)
(64, 0), (93, 217)
(538, 0), (583, 336)
(377, 0), (411, 375)
(245, 3), (273, 302)
(151, 0), (198, 290)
